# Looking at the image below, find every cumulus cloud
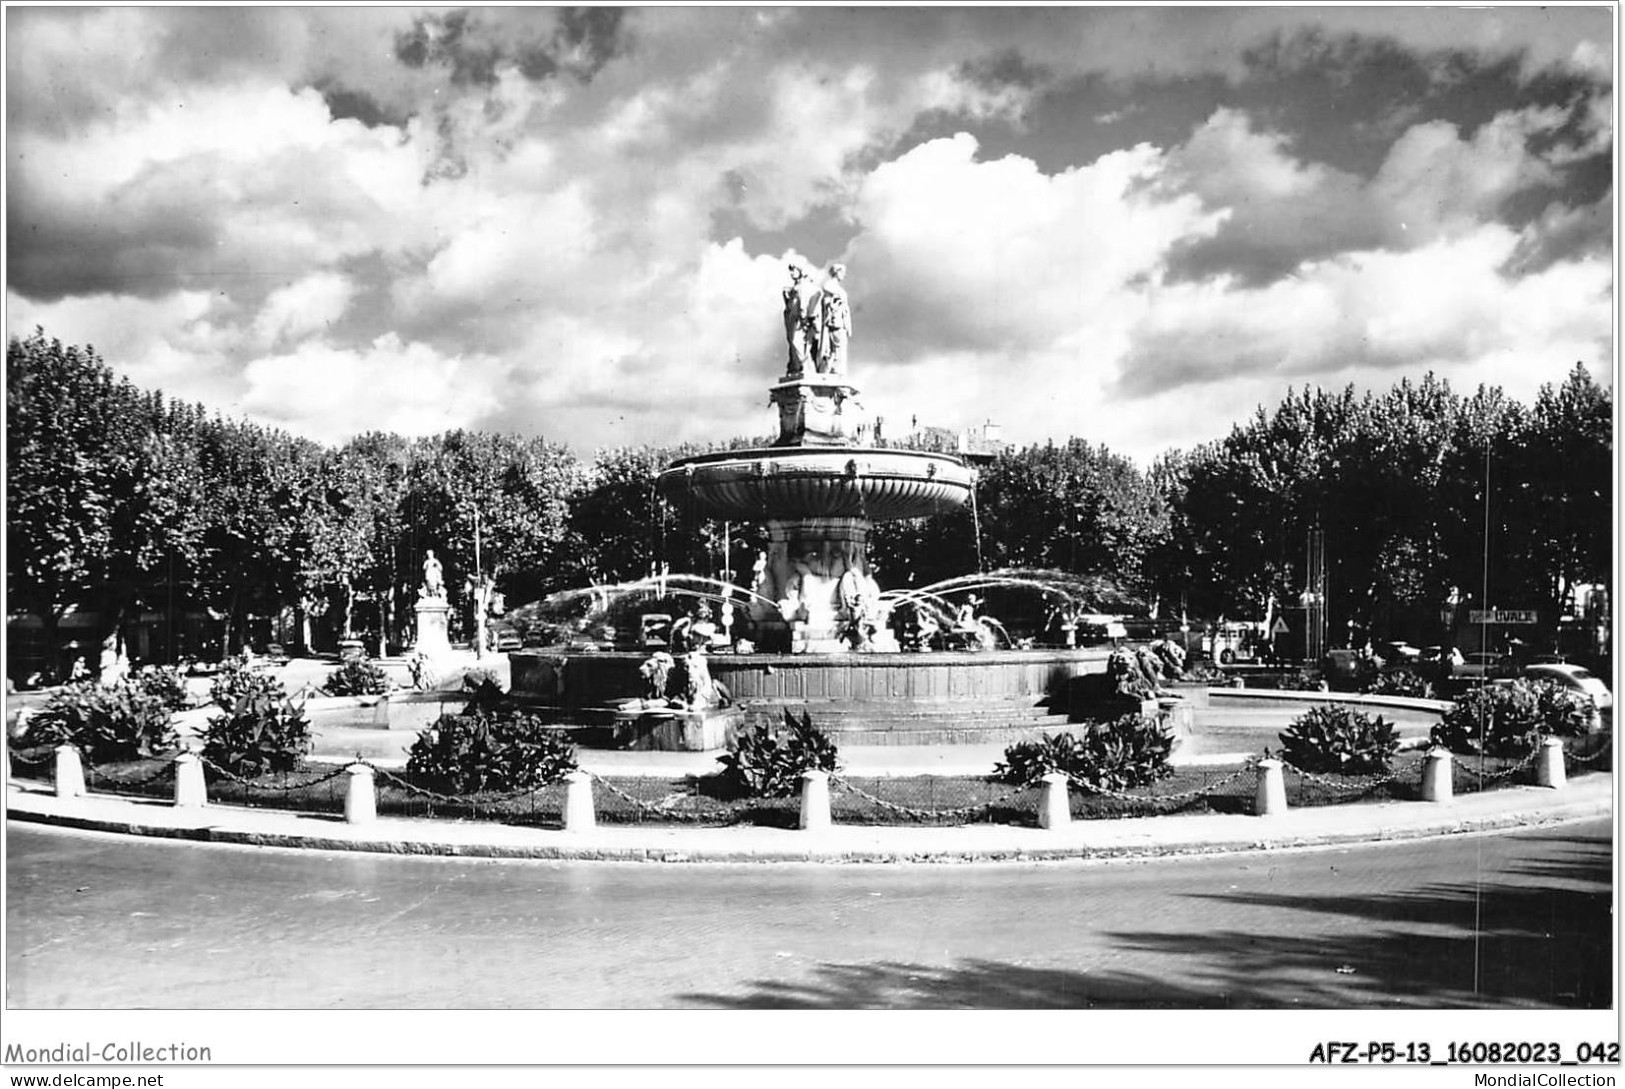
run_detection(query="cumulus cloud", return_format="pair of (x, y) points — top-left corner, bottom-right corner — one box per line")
(6, 82), (424, 303)
(1163, 99), (1596, 284)
(253, 274), (357, 348)
(1117, 227), (1611, 396)
(1371, 105), (1566, 239)
(5, 289), (242, 401)
(848, 133), (1219, 358)
(241, 334), (509, 444)
(4, 7), (1613, 470)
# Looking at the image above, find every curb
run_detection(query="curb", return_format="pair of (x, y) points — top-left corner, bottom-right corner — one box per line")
(7, 777), (1612, 865)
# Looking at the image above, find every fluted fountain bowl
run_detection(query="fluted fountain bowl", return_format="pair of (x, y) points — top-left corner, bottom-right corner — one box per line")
(657, 446), (974, 522)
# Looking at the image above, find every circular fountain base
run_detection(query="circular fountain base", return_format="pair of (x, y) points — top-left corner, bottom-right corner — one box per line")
(511, 646), (1112, 748)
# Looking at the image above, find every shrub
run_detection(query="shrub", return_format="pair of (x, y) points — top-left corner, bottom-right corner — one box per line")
(1278, 704), (1400, 775)
(1364, 668), (1435, 700)
(208, 655), (261, 709)
(994, 714), (1175, 792)
(1285, 667), (1323, 692)
(406, 709), (578, 795)
(323, 658), (391, 696)
(992, 732), (1086, 787)
(716, 710), (840, 799)
(28, 679), (178, 763)
(1432, 679), (1594, 757)
(134, 665), (192, 711)
(200, 671), (312, 778)
(1240, 668), (1322, 691)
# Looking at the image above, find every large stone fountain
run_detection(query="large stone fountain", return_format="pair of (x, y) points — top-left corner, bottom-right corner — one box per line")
(511, 259), (1110, 749)
(657, 260), (975, 653)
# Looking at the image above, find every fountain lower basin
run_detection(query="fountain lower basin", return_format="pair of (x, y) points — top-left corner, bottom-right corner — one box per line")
(510, 646), (1112, 747)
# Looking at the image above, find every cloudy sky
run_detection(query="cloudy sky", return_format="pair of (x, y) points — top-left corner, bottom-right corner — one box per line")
(5, 6), (1614, 464)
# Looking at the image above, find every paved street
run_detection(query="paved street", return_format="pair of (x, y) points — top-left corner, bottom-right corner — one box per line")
(5, 818), (1610, 1009)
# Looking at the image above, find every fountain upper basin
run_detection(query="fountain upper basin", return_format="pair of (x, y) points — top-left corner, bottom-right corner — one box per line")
(657, 446), (974, 522)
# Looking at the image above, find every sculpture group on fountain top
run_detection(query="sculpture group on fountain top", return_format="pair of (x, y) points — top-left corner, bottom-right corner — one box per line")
(783, 260), (852, 379)
(774, 260), (861, 447)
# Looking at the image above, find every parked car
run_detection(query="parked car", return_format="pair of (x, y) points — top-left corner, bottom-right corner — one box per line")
(1452, 651), (1517, 681)
(1523, 662), (1613, 711)
(1321, 649), (1379, 690)
(1378, 641), (1421, 664)
(639, 613), (674, 647)
(493, 628), (522, 653)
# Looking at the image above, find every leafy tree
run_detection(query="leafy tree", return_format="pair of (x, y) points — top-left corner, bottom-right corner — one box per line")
(193, 419), (322, 654)
(1507, 364), (1611, 620)
(7, 331), (160, 674)
(408, 431), (582, 653)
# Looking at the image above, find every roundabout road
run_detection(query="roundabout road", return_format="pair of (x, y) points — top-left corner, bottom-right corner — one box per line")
(5, 817), (1611, 1009)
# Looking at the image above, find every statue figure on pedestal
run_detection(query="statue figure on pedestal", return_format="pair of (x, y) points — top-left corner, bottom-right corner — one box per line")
(816, 263), (851, 375)
(420, 549), (445, 600)
(782, 262), (820, 377)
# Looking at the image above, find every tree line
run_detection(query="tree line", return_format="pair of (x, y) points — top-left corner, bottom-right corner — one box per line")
(6, 329), (1612, 670)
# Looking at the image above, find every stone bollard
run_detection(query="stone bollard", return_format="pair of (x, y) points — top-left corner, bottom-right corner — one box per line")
(1421, 748), (1453, 803)
(1037, 772), (1071, 830)
(173, 751), (207, 808)
(344, 763), (376, 824)
(1535, 737), (1566, 790)
(54, 745), (86, 799)
(1254, 758), (1287, 817)
(562, 770), (596, 832)
(798, 769), (832, 831)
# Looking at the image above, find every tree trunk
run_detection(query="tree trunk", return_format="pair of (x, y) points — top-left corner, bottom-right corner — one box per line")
(42, 606), (65, 684)
(224, 585), (241, 657)
(379, 587), (391, 658)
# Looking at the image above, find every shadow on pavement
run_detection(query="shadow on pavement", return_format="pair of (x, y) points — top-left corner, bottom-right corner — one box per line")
(681, 829), (1611, 1010)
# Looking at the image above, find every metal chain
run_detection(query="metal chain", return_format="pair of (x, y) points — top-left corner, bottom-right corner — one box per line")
(1566, 738), (1613, 766)
(831, 775), (1025, 820)
(1455, 747), (1542, 782)
(1278, 759), (1399, 793)
(365, 763), (548, 805)
(587, 772), (706, 815)
(1067, 761), (1257, 802)
(95, 756), (180, 789)
(6, 748), (56, 768)
(198, 755), (352, 793)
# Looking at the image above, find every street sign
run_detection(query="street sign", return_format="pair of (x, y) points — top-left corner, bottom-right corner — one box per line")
(1468, 609), (1538, 625)
(1271, 617), (1289, 636)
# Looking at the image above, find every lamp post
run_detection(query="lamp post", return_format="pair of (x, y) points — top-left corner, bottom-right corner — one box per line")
(472, 507), (486, 660)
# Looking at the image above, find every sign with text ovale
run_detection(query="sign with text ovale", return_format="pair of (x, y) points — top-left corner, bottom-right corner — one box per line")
(1468, 609), (1538, 625)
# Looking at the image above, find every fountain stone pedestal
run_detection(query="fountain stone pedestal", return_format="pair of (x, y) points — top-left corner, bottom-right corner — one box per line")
(414, 597), (452, 657)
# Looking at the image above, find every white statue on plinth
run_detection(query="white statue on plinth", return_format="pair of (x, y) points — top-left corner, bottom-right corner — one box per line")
(420, 549), (445, 600)
(782, 261), (820, 377)
(816, 263), (851, 375)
